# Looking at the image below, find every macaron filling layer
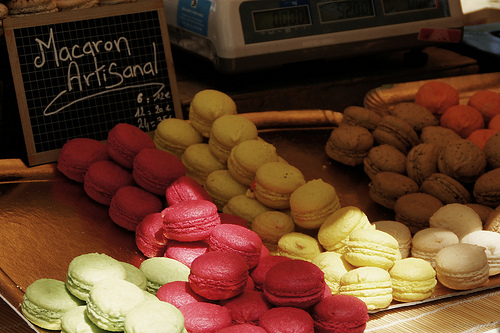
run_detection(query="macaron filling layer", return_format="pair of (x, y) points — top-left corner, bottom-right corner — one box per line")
(86, 299), (124, 331)
(21, 298), (64, 329)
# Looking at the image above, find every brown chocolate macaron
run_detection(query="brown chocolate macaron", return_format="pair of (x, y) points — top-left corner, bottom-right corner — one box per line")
(484, 131), (500, 169)
(473, 168), (500, 207)
(389, 102), (439, 133)
(420, 173), (472, 204)
(372, 116), (420, 154)
(7, 0), (58, 15)
(341, 106), (382, 131)
(394, 193), (444, 234)
(485, 206), (500, 232)
(420, 126), (462, 149)
(363, 144), (407, 180)
(438, 139), (487, 184)
(368, 172), (420, 209)
(406, 143), (441, 185)
(325, 124), (374, 167)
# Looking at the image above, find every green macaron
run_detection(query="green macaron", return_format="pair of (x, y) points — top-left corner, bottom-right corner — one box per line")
(124, 300), (185, 333)
(61, 305), (108, 333)
(66, 253), (127, 301)
(121, 262), (147, 290)
(139, 257), (190, 295)
(86, 278), (146, 332)
(21, 278), (84, 330)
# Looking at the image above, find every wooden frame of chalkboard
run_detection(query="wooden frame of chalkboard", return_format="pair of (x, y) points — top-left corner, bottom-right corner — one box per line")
(4, 0), (183, 166)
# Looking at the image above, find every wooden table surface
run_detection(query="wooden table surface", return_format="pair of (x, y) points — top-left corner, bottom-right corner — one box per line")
(0, 128), (499, 333)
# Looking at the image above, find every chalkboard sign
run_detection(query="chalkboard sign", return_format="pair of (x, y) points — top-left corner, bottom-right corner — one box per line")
(4, 0), (182, 166)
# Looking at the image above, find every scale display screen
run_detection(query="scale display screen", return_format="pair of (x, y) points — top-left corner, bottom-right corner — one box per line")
(383, 0), (437, 13)
(318, 0), (374, 22)
(253, 5), (311, 31)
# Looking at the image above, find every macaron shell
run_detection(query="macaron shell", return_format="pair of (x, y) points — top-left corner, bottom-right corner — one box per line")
(372, 115), (420, 154)
(22, 278), (84, 330)
(437, 139), (487, 183)
(133, 148), (186, 196)
(219, 289), (272, 326)
(473, 168), (500, 207)
(420, 173), (472, 204)
(123, 300), (185, 333)
(406, 143), (441, 185)
(312, 294), (369, 333)
(258, 306), (314, 333)
(61, 305), (108, 333)
(166, 175), (213, 206)
(389, 102), (439, 132)
(394, 193), (444, 234)
(135, 213), (169, 258)
(263, 259), (326, 309)
(106, 123), (156, 169)
(325, 124), (374, 166)
(341, 105), (382, 131)
(139, 257), (190, 295)
(276, 232), (323, 261)
(411, 228), (459, 268)
(180, 302), (232, 333)
(153, 118), (203, 158)
(156, 281), (208, 308)
(162, 199), (221, 242)
(389, 258), (437, 302)
(429, 203), (483, 240)
(181, 143), (226, 186)
(363, 144), (407, 180)
(461, 230), (500, 276)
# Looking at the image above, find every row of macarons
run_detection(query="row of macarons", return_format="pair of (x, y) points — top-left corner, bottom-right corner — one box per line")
(23, 248), (374, 332)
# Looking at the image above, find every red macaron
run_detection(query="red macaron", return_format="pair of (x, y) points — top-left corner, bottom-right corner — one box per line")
(162, 199), (221, 242)
(180, 301), (232, 333)
(83, 160), (135, 205)
(249, 255), (293, 291)
(133, 148), (186, 196)
(135, 212), (169, 258)
(219, 212), (249, 228)
(109, 185), (163, 231)
(163, 239), (209, 268)
(189, 251), (249, 301)
(259, 307), (315, 333)
(220, 289), (272, 326)
(216, 324), (267, 333)
(156, 281), (208, 308)
(166, 175), (213, 206)
(207, 224), (263, 269)
(263, 259), (326, 309)
(106, 123), (156, 169)
(311, 294), (369, 333)
(57, 138), (109, 183)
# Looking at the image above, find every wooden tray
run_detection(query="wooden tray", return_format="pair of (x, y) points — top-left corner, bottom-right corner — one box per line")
(0, 128), (499, 333)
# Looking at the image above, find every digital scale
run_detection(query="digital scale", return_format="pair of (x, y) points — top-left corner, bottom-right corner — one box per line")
(163, 0), (464, 73)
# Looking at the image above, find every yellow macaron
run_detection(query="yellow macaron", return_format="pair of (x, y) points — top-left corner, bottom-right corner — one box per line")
(276, 232), (323, 261)
(311, 251), (354, 294)
(373, 220), (412, 259)
(188, 89), (237, 137)
(181, 143), (226, 186)
(344, 228), (400, 270)
(204, 170), (249, 211)
(389, 258), (437, 302)
(289, 179), (341, 230)
(153, 118), (203, 158)
(250, 161), (306, 210)
(251, 211), (295, 253)
(339, 266), (393, 311)
(317, 206), (374, 253)
(208, 115), (258, 163)
(227, 139), (280, 186)
(222, 194), (273, 227)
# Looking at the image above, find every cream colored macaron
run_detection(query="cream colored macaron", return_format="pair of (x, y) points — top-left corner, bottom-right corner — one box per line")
(222, 194), (273, 227)
(461, 230), (500, 276)
(435, 243), (490, 290)
(411, 227), (459, 268)
(188, 89), (237, 138)
(289, 179), (341, 230)
(429, 203), (483, 240)
(181, 143), (226, 186)
(204, 170), (249, 211)
(153, 118), (203, 158)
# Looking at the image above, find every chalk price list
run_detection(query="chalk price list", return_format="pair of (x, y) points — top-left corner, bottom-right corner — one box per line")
(135, 86), (172, 131)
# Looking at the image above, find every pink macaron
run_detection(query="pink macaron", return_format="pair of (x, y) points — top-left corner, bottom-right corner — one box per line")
(83, 160), (135, 205)
(109, 186), (163, 231)
(180, 302), (232, 333)
(156, 281), (208, 308)
(163, 240), (209, 268)
(311, 294), (369, 333)
(259, 307), (315, 333)
(189, 251), (249, 301)
(106, 123), (156, 169)
(207, 224), (263, 269)
(57, 138), (109, 183)
(135, 213), (169, 258)
(133, 148), (186, 196)
(220, 289), (272, 326)
(263, 259), (326, 309)
(162, 199), (221, 242)
(166, 175), (213, 206)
